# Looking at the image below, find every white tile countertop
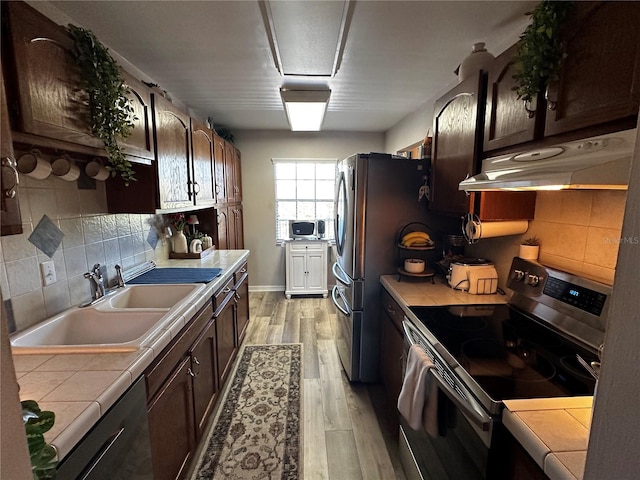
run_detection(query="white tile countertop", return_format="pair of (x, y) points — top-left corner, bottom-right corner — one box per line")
(503, 397), (593, 480)
(12, 249), (249, 461)
(380, 274), (509, 309)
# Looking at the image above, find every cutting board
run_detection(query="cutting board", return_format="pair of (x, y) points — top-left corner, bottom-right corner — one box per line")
(127, 268), (222, 284)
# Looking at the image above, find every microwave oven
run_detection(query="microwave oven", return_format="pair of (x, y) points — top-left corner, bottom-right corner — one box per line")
(289, 220), (325, 239)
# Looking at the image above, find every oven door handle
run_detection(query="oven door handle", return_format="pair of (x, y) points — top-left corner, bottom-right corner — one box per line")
(331, 285), (350, 317)
(403, 321), (492, 432)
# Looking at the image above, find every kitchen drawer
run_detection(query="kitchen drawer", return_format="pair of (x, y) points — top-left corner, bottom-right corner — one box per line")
(381, 288), (404, 333)
(289, 241), (325, 252)
(234, 262), (248, 283)
(214, 277), (234, 309)
(145, 301), (213, 400)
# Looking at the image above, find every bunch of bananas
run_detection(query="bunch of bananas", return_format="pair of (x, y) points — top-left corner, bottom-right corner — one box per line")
(401, 231), (433, 247)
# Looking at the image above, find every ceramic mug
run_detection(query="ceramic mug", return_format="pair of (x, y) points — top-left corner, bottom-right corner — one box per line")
(51, 155), (80, 181)
(16, 149), (51, 179)
(85, 159), (110, 181)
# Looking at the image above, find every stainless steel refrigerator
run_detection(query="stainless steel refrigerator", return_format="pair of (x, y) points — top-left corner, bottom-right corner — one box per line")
(331, 152), (430, 382)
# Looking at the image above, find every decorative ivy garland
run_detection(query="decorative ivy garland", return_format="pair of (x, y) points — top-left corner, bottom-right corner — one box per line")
(67, 25), (136, 185)
(512, 1), (573, 104)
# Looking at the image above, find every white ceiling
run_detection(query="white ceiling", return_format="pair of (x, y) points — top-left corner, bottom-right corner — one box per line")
(40, 0), (537, 133)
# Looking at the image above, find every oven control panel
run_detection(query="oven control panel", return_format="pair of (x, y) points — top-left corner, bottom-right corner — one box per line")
(543, 276), (607, 316)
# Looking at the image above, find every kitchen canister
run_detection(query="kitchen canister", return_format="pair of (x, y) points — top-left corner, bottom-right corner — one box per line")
(458, 42), (495, 82)
(201, 234), (213, 249)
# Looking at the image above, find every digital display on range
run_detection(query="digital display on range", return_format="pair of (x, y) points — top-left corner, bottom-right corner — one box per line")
(543, 277), (606, 316)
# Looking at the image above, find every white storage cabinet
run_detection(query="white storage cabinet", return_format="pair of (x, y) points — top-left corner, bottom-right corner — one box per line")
(285, 240), (328, 299)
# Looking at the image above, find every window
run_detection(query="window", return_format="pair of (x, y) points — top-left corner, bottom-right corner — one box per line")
(273, 159), (337, 242)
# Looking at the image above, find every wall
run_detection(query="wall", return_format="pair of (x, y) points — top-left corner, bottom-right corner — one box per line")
(234, 130), (384, 290)
(0, 171), (167, 333)
(466, 190), (626, 287)
(585, 117), (640, 480)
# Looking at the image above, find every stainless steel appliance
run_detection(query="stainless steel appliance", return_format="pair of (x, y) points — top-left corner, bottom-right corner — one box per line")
(332, 152), (430, 382)
(399, 258), (610, 479)
(459, 128), (636, 192)
(56, 376), (153, 480)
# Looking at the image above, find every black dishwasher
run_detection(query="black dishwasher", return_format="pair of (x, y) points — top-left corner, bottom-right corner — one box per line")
(56, 376), (153, 480)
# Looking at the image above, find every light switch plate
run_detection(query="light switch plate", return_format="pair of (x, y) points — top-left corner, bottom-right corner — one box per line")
(40, 260), (57, 286)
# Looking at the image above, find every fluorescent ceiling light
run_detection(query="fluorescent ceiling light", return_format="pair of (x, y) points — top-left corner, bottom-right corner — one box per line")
(281, 89), (331, 131)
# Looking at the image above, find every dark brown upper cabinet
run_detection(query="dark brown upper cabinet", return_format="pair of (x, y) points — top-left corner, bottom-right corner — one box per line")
(430, 71), (485, 217)
(152, 94), (193, 210)
(543, 1), (640, 138)
(2, 1), (155, 164)
(190, 119), (216, 208)
(119, 70), (155, 164)
(1, 71), (22, 236)
(484, 43), (544, 153)
(2, 1), (101, 150)
(224, 142), (243, 204)
(484, 2), (640, 154)
(213, 133), (228, 204)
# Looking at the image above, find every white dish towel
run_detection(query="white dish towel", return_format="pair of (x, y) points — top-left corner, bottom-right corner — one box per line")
(397, 343), (439, 436)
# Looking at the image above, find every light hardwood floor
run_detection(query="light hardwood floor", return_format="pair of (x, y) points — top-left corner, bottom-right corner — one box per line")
(246, 292), (407, 480)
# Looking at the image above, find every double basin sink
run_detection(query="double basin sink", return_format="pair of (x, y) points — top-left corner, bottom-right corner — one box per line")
(10, 283), (206, 355)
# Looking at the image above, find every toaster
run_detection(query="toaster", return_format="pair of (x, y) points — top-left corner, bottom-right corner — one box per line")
(448, 260), (498, 294)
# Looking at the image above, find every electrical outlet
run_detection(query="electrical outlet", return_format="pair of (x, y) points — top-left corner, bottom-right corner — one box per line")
(40, 261), (56, 286)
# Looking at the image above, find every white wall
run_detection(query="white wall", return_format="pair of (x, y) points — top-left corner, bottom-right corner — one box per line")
(234, 130), (384, 290)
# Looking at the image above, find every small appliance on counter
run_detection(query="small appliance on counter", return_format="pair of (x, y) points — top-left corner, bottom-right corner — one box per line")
(447, 257), (498, 294)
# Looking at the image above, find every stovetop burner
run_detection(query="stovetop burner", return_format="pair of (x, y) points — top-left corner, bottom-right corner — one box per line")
(460, 338), (557, 383)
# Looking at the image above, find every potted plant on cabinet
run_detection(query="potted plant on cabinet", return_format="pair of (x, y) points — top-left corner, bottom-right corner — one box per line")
(519, 236), (541, 260)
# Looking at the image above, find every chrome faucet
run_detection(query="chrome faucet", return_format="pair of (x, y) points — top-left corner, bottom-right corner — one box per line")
(115, 264), (125, 288)
(84, 263), (106, 301)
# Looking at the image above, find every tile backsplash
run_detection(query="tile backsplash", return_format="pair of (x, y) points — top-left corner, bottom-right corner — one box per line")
(1, 174), (169, 333)
(526, 190), (627, 285)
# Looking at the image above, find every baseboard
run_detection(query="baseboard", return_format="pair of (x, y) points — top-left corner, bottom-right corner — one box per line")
(248, 285), (285, 293)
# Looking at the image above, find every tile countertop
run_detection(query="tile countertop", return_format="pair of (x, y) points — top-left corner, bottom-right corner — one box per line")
(503, 397), (593, 480)
(380, 274), (509, 309)
(380, 274), (592, 480)
(12, 249), (250, 462)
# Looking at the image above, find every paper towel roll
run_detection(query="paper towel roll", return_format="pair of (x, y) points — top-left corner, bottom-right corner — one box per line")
(465, 220), (529, 241)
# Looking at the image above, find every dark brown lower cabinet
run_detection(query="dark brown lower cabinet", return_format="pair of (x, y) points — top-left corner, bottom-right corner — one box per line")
(234, 264), (249, 345)
(379, 289), (405, 431)
(191, 319), (218, 439)
(147, 356), (196, 480)
(144, 267), (251, 480)
(216, 292), (236, 386)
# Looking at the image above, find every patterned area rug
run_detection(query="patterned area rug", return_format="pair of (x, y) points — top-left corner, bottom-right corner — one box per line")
(192, 344), (302, 480)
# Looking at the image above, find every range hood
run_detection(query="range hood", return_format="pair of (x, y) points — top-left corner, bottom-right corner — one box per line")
(459, 129), (637, 191)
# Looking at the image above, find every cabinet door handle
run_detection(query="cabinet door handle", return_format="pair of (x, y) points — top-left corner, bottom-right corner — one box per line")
(240, 268), (247, 273)
(1, 157), (19, 199)
(223, 287), (232, 294)
(188, 368), (196, 377)
(545, 84), (557, 111)
(523, 99), (536, 119)
(386, 305), (396, 316)
(215, 184), (220, 194)
(193, 356), (200, 366)
(193, 181), (200, 195)
(234, 292), (240, 301)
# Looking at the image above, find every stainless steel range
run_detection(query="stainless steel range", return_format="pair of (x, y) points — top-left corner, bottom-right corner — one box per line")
(399, 257), (610, 480)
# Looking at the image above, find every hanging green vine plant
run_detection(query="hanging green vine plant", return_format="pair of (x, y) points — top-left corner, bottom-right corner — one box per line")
(67, 25), (137, 185)
(512, 1), (574, 103)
